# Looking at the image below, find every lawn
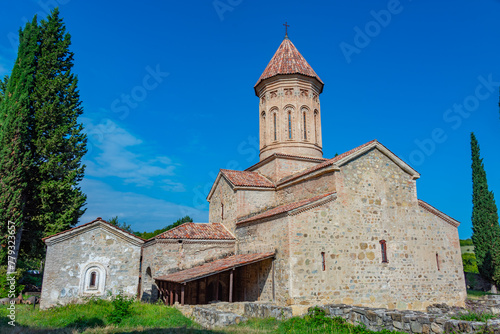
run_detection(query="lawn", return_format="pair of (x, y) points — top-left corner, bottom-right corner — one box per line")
(0, 301), (404, 334)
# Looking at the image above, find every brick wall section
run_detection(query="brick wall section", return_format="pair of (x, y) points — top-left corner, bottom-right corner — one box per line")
(141, 240), (235, 301)
(40, 225), (142, 309)
(286, 148), (465, 310)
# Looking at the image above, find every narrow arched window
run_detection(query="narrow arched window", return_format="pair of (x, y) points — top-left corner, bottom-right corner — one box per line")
(436, 253), (440, 271)
(380, 240), (388, 263)
(303, 112), (307, 140)
(221, 203), (224, 220)
(273, 113), (277, 141)
(314, 111), (318, 144)
(261, 111), (266, 145)
(288, 111), (292, 139)
(146, 267), (152, 278)
(321, 252), (326, 271)
(89, 271), (97, 288)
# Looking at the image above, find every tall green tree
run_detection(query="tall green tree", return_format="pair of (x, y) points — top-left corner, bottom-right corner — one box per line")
(470, 132), (500, 287)
(0, 8), (87, 265)
(25, 8), (87, 257)
(0, 18), (39, 268)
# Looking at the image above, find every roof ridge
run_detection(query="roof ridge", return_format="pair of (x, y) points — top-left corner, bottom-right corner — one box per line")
(276, 139), (379, 186)
(418, 199), (460, 227)
(42, 218), (146, 242)
(237, 192), (336, 225)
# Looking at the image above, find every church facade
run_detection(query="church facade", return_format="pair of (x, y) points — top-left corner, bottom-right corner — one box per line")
(41, 36), (466, 311)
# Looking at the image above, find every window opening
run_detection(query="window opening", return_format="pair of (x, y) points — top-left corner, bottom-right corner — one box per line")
(380, 240), (388, 263)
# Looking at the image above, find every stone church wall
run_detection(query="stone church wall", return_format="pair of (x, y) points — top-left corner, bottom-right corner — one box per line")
(236, 217), (290, 305)
(40, 226), (142, 309)
(209, 177), (238, 233)
(141, 240), (235, 301)
(286, 148), (466, 310)
(277, 171), (335, 204)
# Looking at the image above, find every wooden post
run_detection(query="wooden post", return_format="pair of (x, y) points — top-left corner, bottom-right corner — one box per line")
(169, 283), (174, 306)
(196, 280), (200, 305)
(229, 269), (234, 302)
(204, 277), (208, 304)
(181, 284), (185, 306)
(215, 274), (220, 302)
(272, 259), (275, 302)
(175, 285), (179, 304)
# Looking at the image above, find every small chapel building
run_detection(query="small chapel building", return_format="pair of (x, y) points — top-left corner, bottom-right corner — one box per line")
(40, 35), (466, 311)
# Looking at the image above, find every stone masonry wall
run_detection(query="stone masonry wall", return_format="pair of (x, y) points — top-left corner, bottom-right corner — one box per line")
(209, 177), (238, 233)
(236, 217), (289, 305)
(277, 171), (335, 204)
(40, 225), (142, 309)
(141, 239), (235, 301)
(286, 148), (466, 310)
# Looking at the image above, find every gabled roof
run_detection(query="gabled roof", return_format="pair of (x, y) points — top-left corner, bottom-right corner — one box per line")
(255, 37), (323, 91)
(207, 169), (275, 201)
(42, 218), (145, 245)
(155, 252), (275, 283)
(221, 169), (274, 188)
(277, 140), (420, 187)
(155, 222), (235, 240)
(238, 192), (336, 225)
(418, 200), (460, 227)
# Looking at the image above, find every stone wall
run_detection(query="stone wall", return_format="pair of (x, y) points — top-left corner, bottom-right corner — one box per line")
(209, 177), (238, 233)
(285, 148), (466, 310)
(236, 217), (289, 304)
(40, 223), (142, 309)
(277, 170), (335, 204)
(141, 239), (235, 301)
(190, 302), (292, 328)
(249, 156), (322, 183)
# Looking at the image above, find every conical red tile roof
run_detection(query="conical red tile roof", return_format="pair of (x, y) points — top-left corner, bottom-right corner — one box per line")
(255, 37), (323, 88)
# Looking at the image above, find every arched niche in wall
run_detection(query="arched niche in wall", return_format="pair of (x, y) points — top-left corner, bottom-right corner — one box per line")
(80, 263), (107, 296)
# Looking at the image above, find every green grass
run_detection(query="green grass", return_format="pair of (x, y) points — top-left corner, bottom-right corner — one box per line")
(467, 289), (495, 298)
(451, 311), (497, 322)
(0, 302), (405, 334)
(0, 300), (203, 333)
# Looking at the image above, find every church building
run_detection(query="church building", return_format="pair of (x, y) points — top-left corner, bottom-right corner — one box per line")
(40, 35), (466, 311)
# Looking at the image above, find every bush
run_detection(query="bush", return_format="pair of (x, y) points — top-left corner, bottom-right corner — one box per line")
(452, 311), (497, 322)
(463, 253), (479, 274)
(460, 239), (474, 247)
(0, 265), (25, 298)
(107, 292), (134, 324)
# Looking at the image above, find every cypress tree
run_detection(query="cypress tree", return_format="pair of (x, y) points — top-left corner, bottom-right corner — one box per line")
(0, 18), (39, 267)
(471, 132), (500, 287)
(24, 8), (87, 257)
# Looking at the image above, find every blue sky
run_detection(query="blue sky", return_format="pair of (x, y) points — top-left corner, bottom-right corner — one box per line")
(1, 0), (499, 238)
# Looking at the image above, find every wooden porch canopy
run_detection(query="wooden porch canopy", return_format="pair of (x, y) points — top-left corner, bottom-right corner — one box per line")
(154, 252), (275, 306)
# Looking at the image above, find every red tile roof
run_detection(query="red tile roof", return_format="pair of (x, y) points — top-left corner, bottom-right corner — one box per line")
(238, 192), (336, 224)
(255, 37), (323, 88)
(155, 252), (275, 283)
(155, 222), (235, 240)
(221, 169), (274, 188)
(418, 200), (460, 227)
(42, 217), (146, 242)
(277, 140), (378, 186)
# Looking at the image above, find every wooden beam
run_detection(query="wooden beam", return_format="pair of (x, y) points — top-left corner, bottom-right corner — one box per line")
(272, 259), (275, 303)
(229, 269), (234, 303)
(196, 280), (199, 305)
(204, 277), (208, 304)
(181, 284), (185, 306)
(215, 273), (220, 302)
(175, 285), (179, 304)
(169, 284), (174, 306)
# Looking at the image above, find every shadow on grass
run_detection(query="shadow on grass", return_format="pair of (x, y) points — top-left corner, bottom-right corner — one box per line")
(1, 324), (226, 334)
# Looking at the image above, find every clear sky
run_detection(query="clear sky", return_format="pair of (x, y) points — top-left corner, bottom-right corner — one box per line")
(1, 0), (499, 238)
